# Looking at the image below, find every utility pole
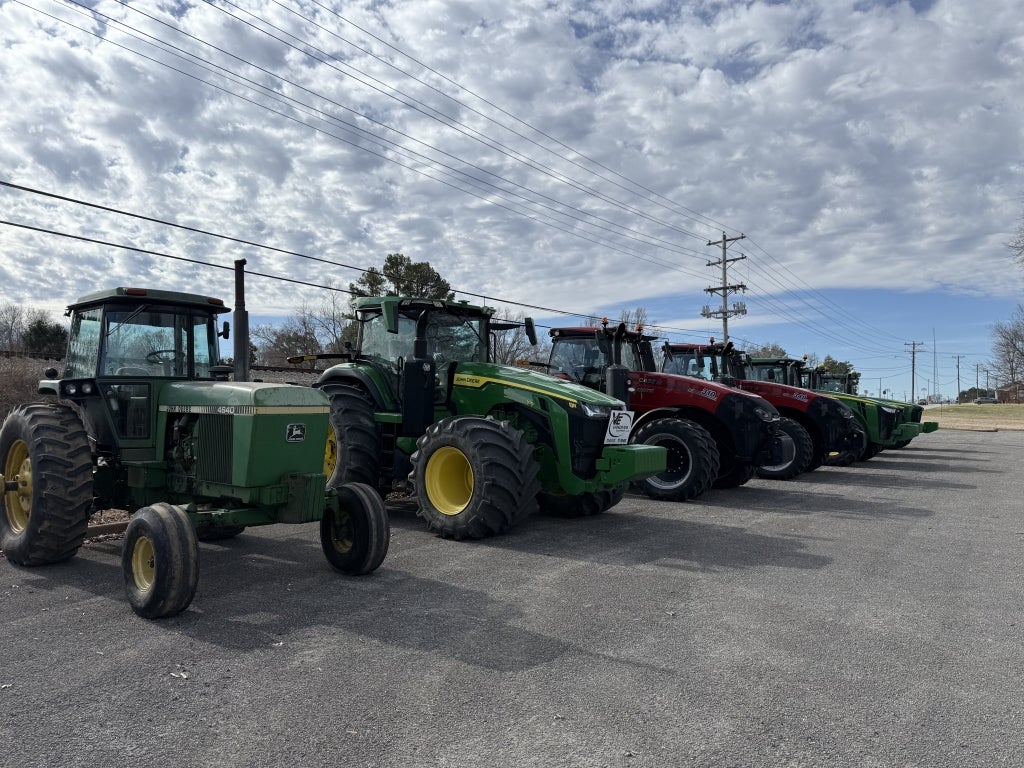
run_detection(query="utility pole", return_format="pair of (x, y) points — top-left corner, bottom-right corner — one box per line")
(952, 354), (963, 403)
(905, 341), (923, 401)
(702, 231), (747, 343)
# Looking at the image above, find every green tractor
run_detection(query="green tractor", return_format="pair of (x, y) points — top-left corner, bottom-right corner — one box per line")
(747, 357), (911, 461)
(297, 296), (666, 539)
(800, 365), (937, 449)
(0, 287), (389, 619)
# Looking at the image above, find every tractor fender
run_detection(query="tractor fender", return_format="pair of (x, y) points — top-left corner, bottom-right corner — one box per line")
(315, 368), (390, 410)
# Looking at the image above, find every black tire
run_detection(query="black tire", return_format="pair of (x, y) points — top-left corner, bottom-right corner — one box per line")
(757, 417), (813, 480)
(322, 383), (381, 492)
(826, 427), (867, 467)
(858, 442), (882, 462)
(321, 481), (390, 575)
(713, 461), (755, 489)
(122, 503), (199, 619)
(538, 483), (626, 518)
(409, 416), (540, 539)
(630, 418), (719, 502)
(1, 403), (93, 566)
(603, 483), (627, 511)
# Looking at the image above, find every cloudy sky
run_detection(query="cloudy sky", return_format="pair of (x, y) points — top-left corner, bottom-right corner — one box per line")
(1, 0), (1022, 400)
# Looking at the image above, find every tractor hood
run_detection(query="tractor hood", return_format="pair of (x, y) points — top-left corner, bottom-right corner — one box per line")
(159, 381), (330, 411)
(628, 371), (776, 411)
(452, 361), (627, 409)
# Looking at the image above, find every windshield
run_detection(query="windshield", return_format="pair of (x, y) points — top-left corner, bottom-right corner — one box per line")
(97, 306), (219, 378)
(359, 308), (486, 369)
(664, 350), (714, 380)
(549, 335), (645, 384)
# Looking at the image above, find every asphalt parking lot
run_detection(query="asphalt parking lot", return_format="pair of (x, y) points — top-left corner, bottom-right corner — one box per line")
(3, 427), (1023, 768)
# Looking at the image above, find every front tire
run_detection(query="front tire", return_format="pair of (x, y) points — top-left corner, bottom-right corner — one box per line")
(713, 461), (755, 489)
(858, 442), (883, 461)
(826, 427), (867, 467)
(1, 403), (93, 566)
(321, 482), (390, 574)
(122, 503), (199, 619)
(409, 416), (540, 539)
(757, 417), (813, 480)
(630, 418), (719, 502)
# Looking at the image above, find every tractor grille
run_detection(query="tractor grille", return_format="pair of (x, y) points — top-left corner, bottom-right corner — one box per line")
(568, 413), (607, 479)
(197, 415), (233, 485)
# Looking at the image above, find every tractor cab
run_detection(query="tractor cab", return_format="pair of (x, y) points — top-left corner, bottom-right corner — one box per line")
(661, 341), (742, 383)
(547, 320), (651, 396)
(40, 287), (230, 454)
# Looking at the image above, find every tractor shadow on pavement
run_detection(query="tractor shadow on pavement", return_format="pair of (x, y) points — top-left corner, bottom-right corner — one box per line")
(711, 484), (937, 520)
(448, 502), (834, 574)
(7, 529), (573, 671)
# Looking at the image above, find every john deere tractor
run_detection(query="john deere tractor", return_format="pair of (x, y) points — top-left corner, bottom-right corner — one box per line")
(662, 341), (865, 476)
(799, 364), (937, 449)
(0, 287), (389, 619)
(747, 357), (904, 462)
(297, 296), (666, 539)
(542, 320), (794, 500)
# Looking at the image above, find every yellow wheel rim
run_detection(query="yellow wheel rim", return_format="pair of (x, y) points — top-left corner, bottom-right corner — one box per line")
(424, 446), (474, 516)
(3, 439), (31, 533)
(131, 536), (156, 592)
(323, 423), (338, 477)
(331, 508), (353, 555)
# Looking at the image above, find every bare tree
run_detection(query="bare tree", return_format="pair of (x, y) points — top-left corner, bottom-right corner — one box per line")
(490, 311), (547, 365)
(0, 303), (24, 351)
(252, 312), (323, 366)
(1009, 211), (1024, 266)
(744, 342), (789, 358)
(301, 290), (352, 353)
(992, 304), (1024, 386)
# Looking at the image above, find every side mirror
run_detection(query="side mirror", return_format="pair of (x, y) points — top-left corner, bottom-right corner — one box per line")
(524, 317), (537, 346)
(219, 321), (230, 340)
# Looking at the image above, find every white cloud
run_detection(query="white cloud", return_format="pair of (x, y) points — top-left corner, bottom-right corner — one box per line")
(0, 0), (1021, 377)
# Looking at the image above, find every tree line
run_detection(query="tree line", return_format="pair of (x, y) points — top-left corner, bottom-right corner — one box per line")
(0, 303), (68, 358)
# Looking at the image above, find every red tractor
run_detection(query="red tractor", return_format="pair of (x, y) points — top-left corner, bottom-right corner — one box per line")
(661, 340), (865, 475)
(543, 321), (794, 501)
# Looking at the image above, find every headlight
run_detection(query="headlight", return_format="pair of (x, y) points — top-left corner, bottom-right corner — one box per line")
(578, 402), (611, 419)
(882, 406), (900, 414)
(65, 383), (78, 395)
(752, 406), (776, 422)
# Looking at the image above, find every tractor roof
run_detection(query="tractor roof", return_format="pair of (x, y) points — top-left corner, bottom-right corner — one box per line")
(750, 357), (801, 366)
(550, 326), (658, 342)
(353, 295), (494, 318)
(69, 287), (230, 314)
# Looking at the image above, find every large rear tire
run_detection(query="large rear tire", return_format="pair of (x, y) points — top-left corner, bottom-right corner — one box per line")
(630, 418), (719, 502)
(322, 383), (381, 492)
(122, 503), (199, 619)
(757, 417), (813, 480)
(409, 416), (540, 539)
(1, 403), (93, 566)
(321, 481), (390, 574)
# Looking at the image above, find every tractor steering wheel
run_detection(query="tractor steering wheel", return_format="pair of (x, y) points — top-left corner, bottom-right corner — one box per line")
(146, 349), (185, 364)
